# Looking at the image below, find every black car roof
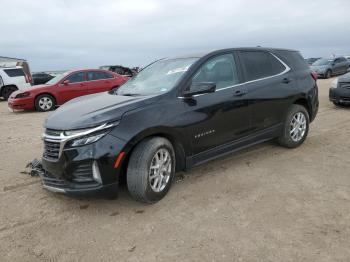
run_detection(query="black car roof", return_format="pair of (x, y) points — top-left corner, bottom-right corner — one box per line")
(169, 47), (298, 59)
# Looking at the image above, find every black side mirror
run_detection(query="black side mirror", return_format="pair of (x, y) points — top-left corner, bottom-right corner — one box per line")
(183, 82), (216, 98)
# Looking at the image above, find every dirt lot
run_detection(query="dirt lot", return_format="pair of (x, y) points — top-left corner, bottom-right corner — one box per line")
(0, 78), (349, 262)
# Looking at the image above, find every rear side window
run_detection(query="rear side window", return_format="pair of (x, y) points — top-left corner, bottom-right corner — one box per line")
(3, 69), (25, 77)
(274, 50), (308, 71)
(66, 72), (85, 83)
(87, 71), (109, 81)
(238, 51), (286, 81)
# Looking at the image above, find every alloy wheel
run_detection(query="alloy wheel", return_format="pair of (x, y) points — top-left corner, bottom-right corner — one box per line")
(149, 148), (172, 193)
(290, 112), (307, 142)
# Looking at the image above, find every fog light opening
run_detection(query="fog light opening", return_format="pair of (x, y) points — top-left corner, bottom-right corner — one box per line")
(92, 161), (102, 184)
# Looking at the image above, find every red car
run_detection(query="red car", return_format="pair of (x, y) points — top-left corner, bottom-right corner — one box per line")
(8, 69), (128, 112)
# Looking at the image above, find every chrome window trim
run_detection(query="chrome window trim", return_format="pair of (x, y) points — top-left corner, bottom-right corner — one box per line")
(178, 52), (291, 99)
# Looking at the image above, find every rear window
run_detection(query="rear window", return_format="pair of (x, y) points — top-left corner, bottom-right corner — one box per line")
(3, 69), (25, 77)
(238, 51), (286, 81)
(274, 50), (308, 70)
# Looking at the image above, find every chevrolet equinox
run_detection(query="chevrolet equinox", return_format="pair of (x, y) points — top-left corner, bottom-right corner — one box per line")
(40, 47), (319, 203)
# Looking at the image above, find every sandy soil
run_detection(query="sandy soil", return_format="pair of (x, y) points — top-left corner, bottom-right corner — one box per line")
(0, 78), (349, 262)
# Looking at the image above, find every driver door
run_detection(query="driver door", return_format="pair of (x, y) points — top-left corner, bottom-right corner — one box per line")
(179, 53), (251, 155)
(58, 71), (87, 104)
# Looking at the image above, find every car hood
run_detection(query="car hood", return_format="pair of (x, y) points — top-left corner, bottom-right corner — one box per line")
(338, 72), (350, 82)
(44, 92), (159, 130)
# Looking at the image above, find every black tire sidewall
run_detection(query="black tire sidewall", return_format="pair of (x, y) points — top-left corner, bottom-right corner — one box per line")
(127, 137), (175, 203)
(279, 105), (309, 148)
(35, 94), (55, 112)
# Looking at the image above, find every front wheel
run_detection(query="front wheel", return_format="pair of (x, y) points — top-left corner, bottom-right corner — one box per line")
(127, 137), (175, 203)
(325, 70), (332, 79)
(35, 94), (55, 112)
(278, 105), (309, 148)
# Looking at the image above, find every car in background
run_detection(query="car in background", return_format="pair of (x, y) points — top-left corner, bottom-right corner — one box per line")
(0, 66), (31, 100)
(310, 57), (349, 78)
(329, 73), (350, 106)
(8, 69), (128, 112)
(305, 57), (320, 65)
(100, 65), (137, 77)
(32, 72), (54, 85)
(0, 56), (33, 84)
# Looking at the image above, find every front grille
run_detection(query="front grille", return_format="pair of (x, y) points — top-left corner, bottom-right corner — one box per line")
(43, 140), (60, 160)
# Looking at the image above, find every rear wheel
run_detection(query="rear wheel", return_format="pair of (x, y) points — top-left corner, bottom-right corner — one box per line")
(35, 94), (55, 112)
(278, 104), (309, 148)
(2, 86), (18, 100)
(127, 137), (175, 203)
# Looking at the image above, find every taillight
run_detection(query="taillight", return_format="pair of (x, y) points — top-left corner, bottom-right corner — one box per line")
(311, 72), (318, 81)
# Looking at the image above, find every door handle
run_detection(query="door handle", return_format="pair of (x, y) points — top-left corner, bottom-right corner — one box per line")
(233, 89), (246, 97)
(282, 78), (292, 84)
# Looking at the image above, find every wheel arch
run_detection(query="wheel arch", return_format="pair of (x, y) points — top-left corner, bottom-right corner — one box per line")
(34, 92), (57, 105)
(119, 127), (189, 180)
(0, 84), (18, 96)
(293, 97), (311, 119)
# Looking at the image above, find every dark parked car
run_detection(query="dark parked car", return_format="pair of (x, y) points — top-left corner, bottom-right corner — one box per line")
(39, 47), (318, 203)
(305, 57), (320, 65)
(99, 65), (137, 77)
(329, 73), (350, 105)
(310, 56), (349, 78)
(32, 72), (54, 85)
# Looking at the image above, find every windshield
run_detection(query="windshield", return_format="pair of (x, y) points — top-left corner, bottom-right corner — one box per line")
(46, 72), (69, 85)
(312, 58), (333, 66)
(116, 58), (198, 96)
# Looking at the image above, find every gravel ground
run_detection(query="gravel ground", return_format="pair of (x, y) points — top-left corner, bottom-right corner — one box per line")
(0, 78), (349, 262)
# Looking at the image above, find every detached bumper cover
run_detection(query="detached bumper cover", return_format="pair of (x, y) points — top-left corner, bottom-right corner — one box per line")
(329, 87), (350, 104)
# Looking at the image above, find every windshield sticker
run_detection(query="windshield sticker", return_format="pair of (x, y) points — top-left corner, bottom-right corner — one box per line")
(166, 66), (190, 75)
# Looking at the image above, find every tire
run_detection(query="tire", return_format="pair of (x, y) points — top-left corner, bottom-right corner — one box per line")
(127, 137), (175, 203)
(35, 94), (56, 112)
(325, 70), (332, 79)
(2, 86), (18, 100)
(333, 101), (341, 106)
(278, 104), (309, 148)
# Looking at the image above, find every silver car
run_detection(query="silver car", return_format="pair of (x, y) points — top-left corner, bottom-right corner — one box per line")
(310, 56), (349, 78)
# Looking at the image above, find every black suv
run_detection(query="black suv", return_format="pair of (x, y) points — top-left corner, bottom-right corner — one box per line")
(40, 47), (318, 203)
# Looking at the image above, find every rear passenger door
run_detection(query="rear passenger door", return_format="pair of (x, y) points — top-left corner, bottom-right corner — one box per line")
(237, 50), (294, 132)
(86, 71), (114, 94)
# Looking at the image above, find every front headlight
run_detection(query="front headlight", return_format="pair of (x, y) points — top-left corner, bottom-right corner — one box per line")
(331, 78), (338, 88)
(69, 132), (108, 147)
(15, 92), (31, 98)
(63, 121), (119, 147)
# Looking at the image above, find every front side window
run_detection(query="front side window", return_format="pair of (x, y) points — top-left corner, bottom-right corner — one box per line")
(191, 53), (239, 90)
(65, 72), (85, 83)
(239, 51), (286, 81)
(116, 58), (198, 96)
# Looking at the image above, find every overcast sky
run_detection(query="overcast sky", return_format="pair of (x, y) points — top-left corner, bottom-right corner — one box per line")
(1, 0), (349, 71)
